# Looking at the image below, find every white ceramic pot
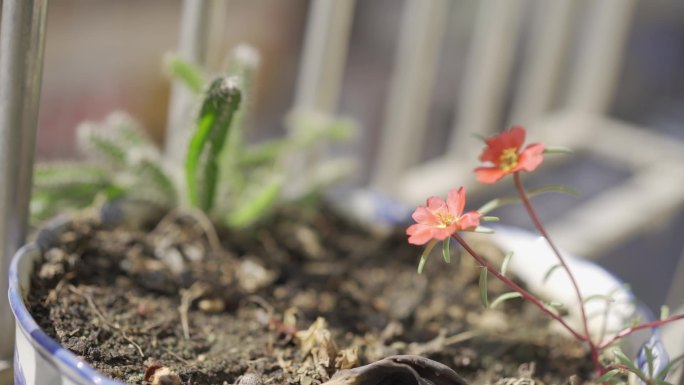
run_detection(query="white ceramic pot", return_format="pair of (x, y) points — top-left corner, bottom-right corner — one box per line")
(8, 209), (669, 385)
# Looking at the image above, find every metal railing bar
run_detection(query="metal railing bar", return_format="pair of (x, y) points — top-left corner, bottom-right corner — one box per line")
(0, 0), (49, 362)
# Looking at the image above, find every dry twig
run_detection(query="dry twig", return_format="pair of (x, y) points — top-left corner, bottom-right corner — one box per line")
(67, 285), (145, 357)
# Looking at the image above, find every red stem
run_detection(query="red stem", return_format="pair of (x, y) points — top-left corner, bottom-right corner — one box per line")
(598, 314), (684, 350)
(513, 172), (601, 372)
(452, 233), (587, 342)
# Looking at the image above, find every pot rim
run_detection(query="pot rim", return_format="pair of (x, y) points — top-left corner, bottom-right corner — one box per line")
(8, 215), (126, 385)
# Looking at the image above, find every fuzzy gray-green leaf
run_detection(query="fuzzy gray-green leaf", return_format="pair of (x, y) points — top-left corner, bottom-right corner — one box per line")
(165, 54), (204, 94)
(227, 179), (282, 228)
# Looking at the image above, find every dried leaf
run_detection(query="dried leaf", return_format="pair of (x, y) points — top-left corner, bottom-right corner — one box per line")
(323, 355), (469, 385)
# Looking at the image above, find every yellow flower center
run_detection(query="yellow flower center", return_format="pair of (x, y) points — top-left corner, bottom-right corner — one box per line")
(436, 212), (456, 228)
(499, 147), (519, 171)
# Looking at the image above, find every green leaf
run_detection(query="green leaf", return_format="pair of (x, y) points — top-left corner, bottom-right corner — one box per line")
(613, 349), (643, 377)
(528, 184), (580, 197)
(106, 112), (152, 148)
(544, 301), (566, 315)
(238, 140), (288, 167)
(78, 123), (128, 168)
(286, 110), (357, 148)
(477, 185), (580, 215)
(308, 158), (357, 191)
(543, 145), (573, 155)
(582, 294), (615, 304)
(481, 216), (500, 222)
(33, 163), (109, 191)
(477, 198), (516, 215)
(442, 237), (451, 263)
(595, 369), (621, 383)
(165, 54), (204, 94)
(471, 132), (488, 142)
(134, 158), (177, 205)
(186, 77), (242, 211)
(501, 251), (513, 276)
(657, 352), (684, 381)
(218, 44), (261, 195)
(227, 179), (282, 228)
(542, 264), (563, 284)
(417, 240), (438, 274)
(479, 268), (489, 308)
(644, 346), (655, 378)
(490, 292), (522, 308)
(661, 305), (670, 320)
(473, 226), (495, 234)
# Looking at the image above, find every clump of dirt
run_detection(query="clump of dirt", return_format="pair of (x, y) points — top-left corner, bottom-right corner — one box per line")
(27, 204), (593, 384)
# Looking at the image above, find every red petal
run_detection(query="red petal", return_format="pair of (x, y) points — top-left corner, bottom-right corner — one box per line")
(503, 126), (526, 150)
(474, 166), (507, 184)
(457, 211), (481, 231)
(518, 143), (545, 172)
(479, 144), (500, 163)
(426, 196), (447, 211)
(432, 226), (455, 241)
(407, 224), (435, 245)
(447, 187), (466, 217)
(412, 206), (440, 226)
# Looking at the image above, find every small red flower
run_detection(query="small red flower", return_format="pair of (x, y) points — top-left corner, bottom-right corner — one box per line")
(407, 187), (481, 245)
(474, 126), (545, 184)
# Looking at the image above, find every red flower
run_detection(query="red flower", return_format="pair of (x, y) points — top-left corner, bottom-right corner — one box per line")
(474, 126), (545, 184)
(407, 187), (481, 245)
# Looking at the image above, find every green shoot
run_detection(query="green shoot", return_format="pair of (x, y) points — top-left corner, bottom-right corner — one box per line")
(186, 76), (242, 211)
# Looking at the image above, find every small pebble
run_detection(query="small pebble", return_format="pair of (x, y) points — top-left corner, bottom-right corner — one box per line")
(147, 366), (181, 385)
(198, 298), (225, 313)
(237, 373), (263, 385)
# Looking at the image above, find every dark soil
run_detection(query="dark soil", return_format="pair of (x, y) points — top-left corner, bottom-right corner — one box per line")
(27, 204), (593, 385)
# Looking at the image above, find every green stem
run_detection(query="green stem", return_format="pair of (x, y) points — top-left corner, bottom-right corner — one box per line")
(452, 233), (587, 342)
(513, 172), (601, 373)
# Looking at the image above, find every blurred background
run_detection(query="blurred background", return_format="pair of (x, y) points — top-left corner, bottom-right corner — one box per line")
(11, 0), (684, 312)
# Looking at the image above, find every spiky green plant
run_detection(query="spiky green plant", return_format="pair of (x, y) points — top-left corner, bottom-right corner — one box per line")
(31, 44), (357, 228)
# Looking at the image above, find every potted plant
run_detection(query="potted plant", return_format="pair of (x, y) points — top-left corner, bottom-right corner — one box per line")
(9, 48), (684, 385)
